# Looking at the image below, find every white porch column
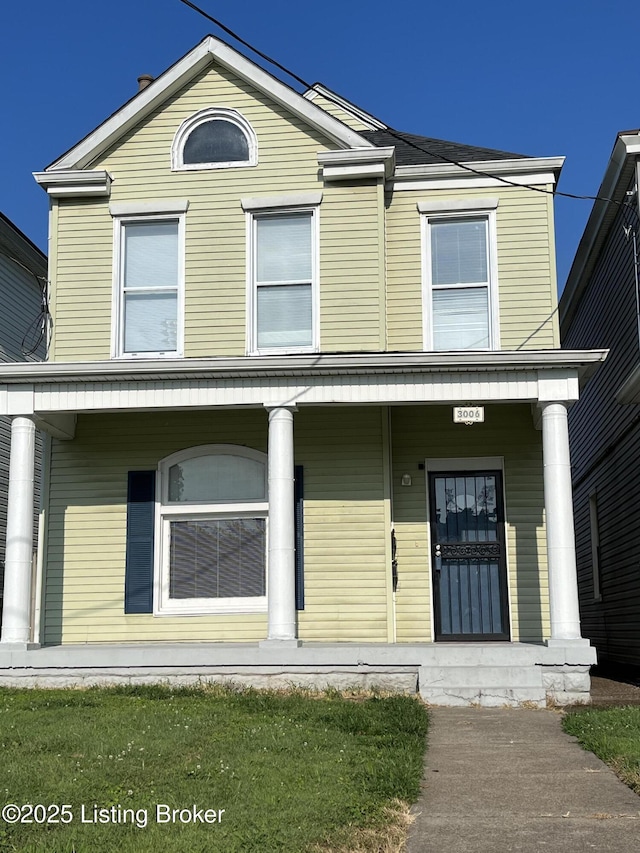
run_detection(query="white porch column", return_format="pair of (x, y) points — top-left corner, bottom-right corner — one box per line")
(1, 416), (36, 645)
(263, 405), (299, 645)
(540, 402), (582, 642)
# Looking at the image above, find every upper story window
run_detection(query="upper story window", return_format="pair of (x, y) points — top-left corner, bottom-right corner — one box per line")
(157, 445), (268, 615)
(111, 207), (186, 358)
(172, 108), (257, 171)
(420, 199), (500, 351)
(243, 196), (320, 355)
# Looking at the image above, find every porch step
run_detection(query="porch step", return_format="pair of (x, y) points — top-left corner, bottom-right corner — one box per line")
(417, 650), (548, 707)
(418, 665), (546, 707)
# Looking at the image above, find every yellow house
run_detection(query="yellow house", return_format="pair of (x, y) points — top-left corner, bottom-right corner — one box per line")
(0, 36), (606, 704)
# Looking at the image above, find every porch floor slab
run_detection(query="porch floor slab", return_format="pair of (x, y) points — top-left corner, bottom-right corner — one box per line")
(0, 641), (596, 706)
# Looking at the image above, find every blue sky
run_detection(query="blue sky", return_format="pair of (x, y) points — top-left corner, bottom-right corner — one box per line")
(2, 0), (639, 290)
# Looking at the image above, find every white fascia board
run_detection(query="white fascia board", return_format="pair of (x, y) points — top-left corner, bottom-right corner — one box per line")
(33, 170), (112, 197)
(394, 157), (564, 182)
(318, 147), (395, 180)
(394, 174), (558, 192)
(303, 84), (387, 130)
(618, 133), (640, 155)
(47, 37), (373, 172)
(322, 163), (386, 180)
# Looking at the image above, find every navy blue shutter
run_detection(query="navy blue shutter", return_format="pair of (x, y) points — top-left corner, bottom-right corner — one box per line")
(124, 471), (156, 614)
(294, 465), (304, 610)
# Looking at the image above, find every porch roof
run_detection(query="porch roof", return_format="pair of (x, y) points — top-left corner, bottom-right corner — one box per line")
(0, 349), (607, 439)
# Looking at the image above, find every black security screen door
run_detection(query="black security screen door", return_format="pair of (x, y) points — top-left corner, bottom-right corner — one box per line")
(429, 471), (509, 641)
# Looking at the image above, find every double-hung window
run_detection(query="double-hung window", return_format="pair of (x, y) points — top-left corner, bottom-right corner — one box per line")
(421, 201), (499, 351)
(113, 213), (185, 357)
(248, 207), (318, 354)
(157, 446), (268, 615)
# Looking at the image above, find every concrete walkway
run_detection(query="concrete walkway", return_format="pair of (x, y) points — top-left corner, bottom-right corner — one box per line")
(406, 707), (640, 852)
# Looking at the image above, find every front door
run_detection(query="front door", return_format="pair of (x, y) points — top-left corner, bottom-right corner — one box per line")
(429, 470), (509, 641)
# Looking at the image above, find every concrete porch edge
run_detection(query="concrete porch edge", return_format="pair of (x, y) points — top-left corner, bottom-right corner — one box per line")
(0, 641), (597, 707)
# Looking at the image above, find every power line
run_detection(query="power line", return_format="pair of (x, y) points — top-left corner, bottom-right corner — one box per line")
(178, 0), (634, 213)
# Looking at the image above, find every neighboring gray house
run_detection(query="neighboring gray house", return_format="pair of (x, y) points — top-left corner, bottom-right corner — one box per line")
(0, 213), (47, 628)
(560, 129), (640, 671)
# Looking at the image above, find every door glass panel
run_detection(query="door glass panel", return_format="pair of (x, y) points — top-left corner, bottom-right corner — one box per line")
(436, 475), (497, 542)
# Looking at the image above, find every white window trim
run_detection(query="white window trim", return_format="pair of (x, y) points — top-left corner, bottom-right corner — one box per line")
(171, 107), (258, 171)
(424, 456), (511, 643)
(421, 207), (500, 352)
(246, 205), (320, 356)
(111, 212), (185, 359)
(154, 445), (269, 616)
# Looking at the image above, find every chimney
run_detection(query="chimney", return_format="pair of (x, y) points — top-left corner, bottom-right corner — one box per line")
(137, 74), (154, 92)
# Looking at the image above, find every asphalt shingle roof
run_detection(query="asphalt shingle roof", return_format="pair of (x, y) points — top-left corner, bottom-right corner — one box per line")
(361, 129), (530, 166)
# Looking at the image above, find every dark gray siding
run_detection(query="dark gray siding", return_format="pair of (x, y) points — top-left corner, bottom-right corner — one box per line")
(562, 179), (640, 666)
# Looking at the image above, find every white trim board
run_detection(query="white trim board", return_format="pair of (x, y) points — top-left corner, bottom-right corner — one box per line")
(425, 457), (504, 471)
(0, 370), (587, 420)
(303, 84), (387, 130)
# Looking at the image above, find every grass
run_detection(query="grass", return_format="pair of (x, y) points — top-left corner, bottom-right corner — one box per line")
(0, 685), (428, 853)
(563, 706), (640, 794)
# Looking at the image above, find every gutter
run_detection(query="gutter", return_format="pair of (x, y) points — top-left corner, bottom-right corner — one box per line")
(0, 349), (608, 385)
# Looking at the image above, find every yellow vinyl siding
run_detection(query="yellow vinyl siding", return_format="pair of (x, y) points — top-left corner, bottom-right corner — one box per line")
(295, 408), (388, 641)
(44, 410), (269, 644)
(391, 404), (548, 643)
(319, 181), (383, 351)
(53, 199), (113, 360)
(51, 62), (386, 360)
(386, 186), (559, 351)
(43, 407), (389, 645)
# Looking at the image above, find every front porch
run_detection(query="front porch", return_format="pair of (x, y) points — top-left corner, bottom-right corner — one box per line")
(0, 351), (606, 705)
(0, 640), (596, 706)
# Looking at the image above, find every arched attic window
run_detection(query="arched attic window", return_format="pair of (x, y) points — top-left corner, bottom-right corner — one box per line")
(157, 445), (268, 614)
(171, 108), (257, 171)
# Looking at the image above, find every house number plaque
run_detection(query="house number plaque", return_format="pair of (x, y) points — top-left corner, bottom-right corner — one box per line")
(453, 406), (484, 424)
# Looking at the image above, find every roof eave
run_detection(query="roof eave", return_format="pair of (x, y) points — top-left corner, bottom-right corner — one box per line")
(303, 83), (387, 131)
(560, 133), (640, 332)
(0, 349), (608, 385)
(0, 213), (47, 278)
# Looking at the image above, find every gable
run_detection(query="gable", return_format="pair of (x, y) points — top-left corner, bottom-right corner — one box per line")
(47, 36), (373, 173)
(90, 61), (343, 178)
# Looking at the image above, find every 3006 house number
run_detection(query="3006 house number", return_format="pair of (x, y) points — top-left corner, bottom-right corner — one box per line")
(453, 406), (484, 424)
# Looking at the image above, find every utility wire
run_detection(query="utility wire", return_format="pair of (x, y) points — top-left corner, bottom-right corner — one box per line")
(178, 0), (635, 212)
(179, 0), (308, 88)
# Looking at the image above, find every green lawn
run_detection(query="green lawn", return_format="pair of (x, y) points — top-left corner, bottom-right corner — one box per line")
(0, 685), (428, 853)
(563, 706), (640, 794)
